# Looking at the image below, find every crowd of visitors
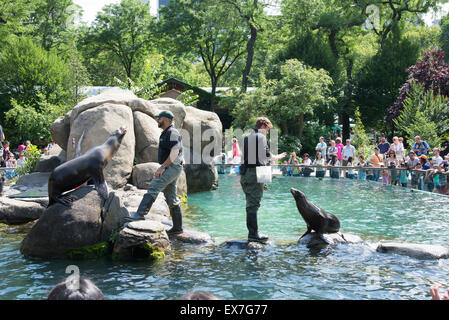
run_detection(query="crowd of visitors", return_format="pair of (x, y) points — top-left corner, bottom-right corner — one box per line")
(219, 133), (449, 196)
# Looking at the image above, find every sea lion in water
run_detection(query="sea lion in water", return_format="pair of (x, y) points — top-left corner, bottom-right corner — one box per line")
(47, 127), (127, 207)
(290, 188), (340, 244)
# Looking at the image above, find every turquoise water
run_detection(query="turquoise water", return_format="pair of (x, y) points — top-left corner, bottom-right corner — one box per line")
(1, 175), (449, 300)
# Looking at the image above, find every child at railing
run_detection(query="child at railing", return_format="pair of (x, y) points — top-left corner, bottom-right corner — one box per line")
(313, 152), (326, 178)
(356, 155), (367, 180)
(346, 156), (355, 179)
(281, 161), (291, 176)
(388, 151), (399, 185)
(328, 155), (340, 179)
(399, 162), (409, 187)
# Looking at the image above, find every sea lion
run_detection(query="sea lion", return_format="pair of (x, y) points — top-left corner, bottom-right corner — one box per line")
(47, 127), (127, 207)
(290, 188), (340, 244)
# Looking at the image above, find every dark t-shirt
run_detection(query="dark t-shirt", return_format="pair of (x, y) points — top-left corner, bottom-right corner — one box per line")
(243, 129), (272, 167)
(158, 125), (183, 164)
(441, 140), (449, 158)
(378, 142), (390, 154)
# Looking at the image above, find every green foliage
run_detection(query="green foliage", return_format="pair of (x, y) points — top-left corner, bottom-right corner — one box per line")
(115, 54), (165, 100)
(352, 107), (371, 149)
(300, 122), (329, 156)
(176, 90), (199, 106)
(394, 82), (442, 149)
(232, 59), (335, 137)
(0, 36), (73, 114)
(15, 145), (42, 176)
(278, 135), (302, 157)
(4, 96), (71, 145)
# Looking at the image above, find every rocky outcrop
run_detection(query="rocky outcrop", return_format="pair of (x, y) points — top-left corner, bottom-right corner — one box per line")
(50, 88), (223, 193)
(131, 162), (188, 196)
(0, 197), (45, 225)
(20, 186), (127, 259)
(222, 239), (270, 251)
(113, 220), (170, 261)
(16, 173), (51, 188)
(298, 232), (364, 247)
(376, 242), (449, 260)
(66, 104), (135, 189)
(35, 145), (66, 173)
(183, 149), (218, 193)
(133, 111), (161, 163)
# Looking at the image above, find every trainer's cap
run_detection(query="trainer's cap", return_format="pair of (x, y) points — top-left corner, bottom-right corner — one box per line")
(154, 110), (174, 120)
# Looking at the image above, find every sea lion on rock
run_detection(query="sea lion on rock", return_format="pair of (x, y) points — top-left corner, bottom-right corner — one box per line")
(48, 127), (127, 207)
(290, 188), (340, 244)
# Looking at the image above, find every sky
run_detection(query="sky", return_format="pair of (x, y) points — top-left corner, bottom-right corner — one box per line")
(73, 0), (449, 26)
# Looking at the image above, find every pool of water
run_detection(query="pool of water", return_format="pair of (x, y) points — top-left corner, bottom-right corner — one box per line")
(1, 175), (449, 300)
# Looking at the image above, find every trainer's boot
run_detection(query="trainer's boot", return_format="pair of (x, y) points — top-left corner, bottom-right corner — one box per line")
(167, 205), (183, 235)
(246, 208), (268, 243)
(125, 194), (155, 222)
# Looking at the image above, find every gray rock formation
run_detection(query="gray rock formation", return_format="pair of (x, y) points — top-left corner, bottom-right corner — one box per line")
(133, 111), (161, 163)
(168, 229), (214, 245)
(113, 220), (170, 260)
(376, 242), (449, 260)
(298, 231), (364, 247)
(20, 186), (126, 259)
(0, 197), (45, 225)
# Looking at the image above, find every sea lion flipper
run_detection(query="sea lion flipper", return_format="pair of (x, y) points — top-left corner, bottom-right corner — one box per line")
(299, 226), (312, 239)
(95, 180), (109, 200)
(56, 195), (77, 207)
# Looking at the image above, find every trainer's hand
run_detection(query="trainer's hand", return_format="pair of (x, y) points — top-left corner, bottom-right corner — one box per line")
(155, 167), (165, 178)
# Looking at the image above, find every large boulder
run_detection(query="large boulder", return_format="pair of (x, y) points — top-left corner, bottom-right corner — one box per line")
(34, 149), (66, 173)
(133, 111), (161, 163)
(67, 104), (135, 188)
(148, 98), (186, 130)
(182, 106), (222, 154)
(131, 162), (188, 196)
(376, 242), (449, 260)
(0, 197), (45, 225)
(50, 115), (71, 151)
(184, 149), (218, 193)
(20, 186), (125, 259)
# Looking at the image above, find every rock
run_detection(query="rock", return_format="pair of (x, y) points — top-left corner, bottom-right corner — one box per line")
(184, 149), (218, 193)
(182, 106), (222, 152)
(222, 239), (270, 251)
(16, 172), (51, 188)
(298, 232), (364, 247)
(50, 115), (71, 151)
(35, 145), (66, 173)
(102, 191), (130, 242)
(0, 197), (45, 225)
(20, 186), (123, 259)
(131, 162), (188, 197)
(69, 88), (138, 127)
(131, 162), (161, 188)
(133, 111), (161, 163)
(168, 229), (214, 245)
(67, 103), (135, 188)
(113, 220), (170, 261)
(149, 98), (186, 130)
(376, 242), (449, 260)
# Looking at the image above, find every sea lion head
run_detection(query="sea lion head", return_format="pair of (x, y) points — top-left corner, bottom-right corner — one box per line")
(290, 188), (306, 201)
(111, 126), (127, 143)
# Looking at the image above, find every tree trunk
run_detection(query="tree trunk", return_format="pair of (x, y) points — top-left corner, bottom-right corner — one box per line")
(298, 113), (304, 140)
(210, 79), (217, 112)
(342, 112), (350, 141)
(241, 24), (258, 93)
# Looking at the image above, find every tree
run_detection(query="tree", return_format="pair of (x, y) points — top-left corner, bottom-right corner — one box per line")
(386, 48), (449, 124)
(0, 36), (73, 116)
(232, 59), (335, 140)
(82, 0), (156, 85)
(394, 81), (442, 149)
(160, 0), (247, 110)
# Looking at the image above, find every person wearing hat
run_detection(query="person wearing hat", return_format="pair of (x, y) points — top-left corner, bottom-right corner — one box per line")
(125, 110), (185, 235)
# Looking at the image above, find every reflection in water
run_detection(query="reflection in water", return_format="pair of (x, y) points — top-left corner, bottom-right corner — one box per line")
(0, 175), (448, 300)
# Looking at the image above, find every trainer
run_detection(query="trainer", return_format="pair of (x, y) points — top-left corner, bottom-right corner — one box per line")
(126, 110), (184, 235)
(240, 117), (286, 243)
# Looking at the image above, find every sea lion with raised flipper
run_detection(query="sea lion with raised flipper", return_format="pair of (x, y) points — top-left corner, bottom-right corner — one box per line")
(290, 188), (340, 244)
(47, 127), (127, 207)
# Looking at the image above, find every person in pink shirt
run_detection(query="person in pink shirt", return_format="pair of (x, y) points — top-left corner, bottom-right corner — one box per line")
(335, 137), (344, 161)
(17, 142), (27, 154)
(232, 138), (241, 164)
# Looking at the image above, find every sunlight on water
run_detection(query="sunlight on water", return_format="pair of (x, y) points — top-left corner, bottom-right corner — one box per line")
(0, 175), (448, 300)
